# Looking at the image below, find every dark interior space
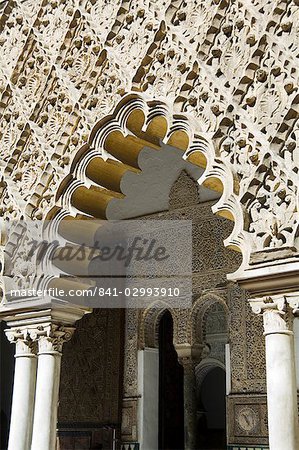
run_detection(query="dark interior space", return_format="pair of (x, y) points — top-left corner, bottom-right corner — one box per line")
(158, 311), (184, 450)
(0, 321), (14, 450)
(197, 367), (226, 450)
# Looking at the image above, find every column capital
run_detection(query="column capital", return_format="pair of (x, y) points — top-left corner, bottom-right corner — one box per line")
(5, 328), (37, 357)
(30, 324), (75, 354)
(4, 307), (82, 355)
(175, 343), (203, 368)
(249, 292), (299, 314)
(249, 292), (299, 450)
(5, 323), (75, 355)
(249, 294), (286, 315)
(249, 295), (293, 336)
(284, 292), (299, 315)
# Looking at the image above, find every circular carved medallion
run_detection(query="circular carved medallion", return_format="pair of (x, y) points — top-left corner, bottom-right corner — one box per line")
(237, 406), (258, 433)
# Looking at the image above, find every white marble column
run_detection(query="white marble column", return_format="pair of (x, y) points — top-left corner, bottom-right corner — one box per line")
(31, 325), (74, 450)
(250, 296), (299, 450)
(5, 331), (37, 450)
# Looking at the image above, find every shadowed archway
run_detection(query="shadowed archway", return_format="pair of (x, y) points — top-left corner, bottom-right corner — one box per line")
(158, 310), (184, 450)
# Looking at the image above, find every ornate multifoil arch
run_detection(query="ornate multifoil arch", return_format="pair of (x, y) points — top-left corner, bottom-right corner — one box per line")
(190, 293), (229, 346)
(43, 92), (249, 287)
(140, 300), (178, 349)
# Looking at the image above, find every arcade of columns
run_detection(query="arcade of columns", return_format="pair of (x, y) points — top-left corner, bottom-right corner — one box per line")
(1, 0), (299, 449)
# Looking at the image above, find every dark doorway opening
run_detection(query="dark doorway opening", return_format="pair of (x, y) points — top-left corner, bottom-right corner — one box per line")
(0, 321), (14, 450)
(197, 367), (226, 450)
(158, 311), (184, 450)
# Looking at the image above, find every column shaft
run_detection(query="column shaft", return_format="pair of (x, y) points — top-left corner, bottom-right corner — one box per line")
(31, 339), (62, 450)
(7, 339), (37, 450)
(264, 320), (299, 450)
(2, 309), (83, 450)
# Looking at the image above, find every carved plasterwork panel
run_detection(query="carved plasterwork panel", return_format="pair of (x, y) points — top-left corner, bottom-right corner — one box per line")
(134, 29), (195, 101)
(0, 182), (22, 220)
(4, 126), (48, 206)
(168, 0), (218, 47)
(0, 89), (27, 167)
(107, 0), (163, 80)
(0, 1), (32, 77)
(59, 308), (124, 424)
(227, 395), (268, 446)
(10, 35), (51, 116)
(80, 0), (124, 43)
(80, 53), (125, 123)
(228, 284), (266, 393)
(33, 1), (76, 60)
(123, 308), (140, 398)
